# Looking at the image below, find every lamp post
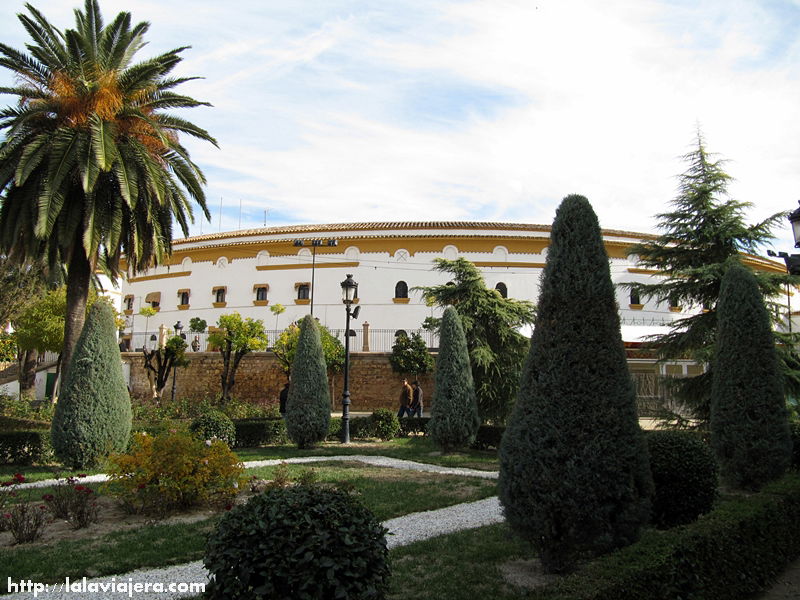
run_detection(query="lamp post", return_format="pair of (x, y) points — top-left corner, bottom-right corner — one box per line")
(340, 274), (360, 444)
(294, 238), (338, 316)
(766, 201), (800, 333)
(171, 321), (183, 401)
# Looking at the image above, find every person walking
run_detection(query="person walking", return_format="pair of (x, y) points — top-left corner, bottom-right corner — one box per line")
(409, 380), (424, 417)
(397, 378), (413, 418)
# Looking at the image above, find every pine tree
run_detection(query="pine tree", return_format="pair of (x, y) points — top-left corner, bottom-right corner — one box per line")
(285, 315), (331, 449)
(711, 260), (792, 490)
(417, 259), (535, 424)
(626, 131), (796, 423)
(51, 301), (132, 468)
(427, 307), (480, 452)
(499, 194), (653, 574)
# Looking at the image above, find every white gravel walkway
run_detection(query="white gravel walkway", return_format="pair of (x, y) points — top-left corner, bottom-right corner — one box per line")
(5, 457), (502, 599)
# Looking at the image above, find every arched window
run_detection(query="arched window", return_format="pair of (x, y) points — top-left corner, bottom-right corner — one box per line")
(179, 291), (190, 305)
(256, 286), (268, 302)
(214, 287), (226, 303)
(394, 281), (408, 299)
(668, 292), (680, 310)
(297, 284), (310, 300)
(495, 282), (508, 298)
(124, 296), (134, 312)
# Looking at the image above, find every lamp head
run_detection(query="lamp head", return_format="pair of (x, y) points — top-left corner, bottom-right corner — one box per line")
(341, 274), (358, 304)
(789, 200), (800, 248)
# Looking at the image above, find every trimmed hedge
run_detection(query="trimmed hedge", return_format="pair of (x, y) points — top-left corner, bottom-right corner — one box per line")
(529, 472), (800, 600)
(0, 430), (53, 465)
(189, 410), (236, 446)
(399, 417), (429, 437)
(0, 416), (50, 432)
(232, 418), (287, 448)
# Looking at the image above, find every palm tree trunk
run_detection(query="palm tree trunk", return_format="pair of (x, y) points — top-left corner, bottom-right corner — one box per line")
(62, 246), (91, 380)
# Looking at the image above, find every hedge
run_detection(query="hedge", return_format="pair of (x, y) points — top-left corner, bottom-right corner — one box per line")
(399, 417), (430, 437)
(232, 418), (287, 448)
(529, 472), (800, 600)
(0, 416), (50, 432)
(0, 430), (53, 465)
(471, 425), (505, 450)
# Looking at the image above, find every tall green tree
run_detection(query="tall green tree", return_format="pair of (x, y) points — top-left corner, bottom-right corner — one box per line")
(417, 258), (534, 424)
(389, 331), (434, 378)
(0, 0), (216, 376)
(273, 321), (344, 376)
(208, 313), (268, 401)
(500, 195), (652, 574)
(285, 315), (330, 449)
(427, 307), (479, 452)
(51, 301), (131, 468)
(711, 260), (792, 490)
(626, 131), (797, 423)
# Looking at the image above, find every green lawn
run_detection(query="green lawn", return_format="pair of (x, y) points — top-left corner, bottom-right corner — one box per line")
(235, 436), (499, 471)
(1, 463), (497, 591)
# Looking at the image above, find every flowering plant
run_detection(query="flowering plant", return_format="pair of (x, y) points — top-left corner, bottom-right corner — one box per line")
(0, 472), (51, 542)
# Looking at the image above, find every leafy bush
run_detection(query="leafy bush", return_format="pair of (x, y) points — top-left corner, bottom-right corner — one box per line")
(0, 430), (53, 465)
(471, 425), (506, 450)
(1, 472), (51, 543)
(105, 431), (244, 516)
(326, 416), (374, 441)
(51, 302), (132, 468)
(0, 394), (55, 422)
(371, 409), (400, 441)
(189, 410), (236, 446)
(42, 473), (100, 529)
(529, 472), (800, 600)
(233, 418), (287, 447)
(205, 485), (390, 599)
(646, 430), (718, 528)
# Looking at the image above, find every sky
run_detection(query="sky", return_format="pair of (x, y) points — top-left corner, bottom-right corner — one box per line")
(2, 0), (800, 251)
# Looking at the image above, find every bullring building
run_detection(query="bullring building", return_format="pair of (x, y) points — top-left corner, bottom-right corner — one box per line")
(117, 221), (787, 412)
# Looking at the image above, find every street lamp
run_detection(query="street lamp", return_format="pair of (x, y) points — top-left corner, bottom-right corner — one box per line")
(294, 238), (338, 316)
(766, 201), (800, 333)
(340, 274), (360, 444)
(171, 321), (184, 401)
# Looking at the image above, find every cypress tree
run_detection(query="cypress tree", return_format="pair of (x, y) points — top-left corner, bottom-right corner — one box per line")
(427, 306), (480, 452)
(499, 194), (653, 574)
(51, 301), (132, 468)
(285, 315), (331, 449)
(711, 260), (792, 490)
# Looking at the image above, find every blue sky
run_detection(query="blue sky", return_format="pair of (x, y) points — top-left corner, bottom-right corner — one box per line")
(2, 0), (800, 251)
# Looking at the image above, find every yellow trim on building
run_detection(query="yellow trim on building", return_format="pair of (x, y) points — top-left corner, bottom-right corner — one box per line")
(473, 261), (546, 268)
(295, 299), (311, 305)
(129, 271), (192, 283)
(253, 300), (269, 306)
(392, 297), (411, 304)
(257, 261), (359, 271)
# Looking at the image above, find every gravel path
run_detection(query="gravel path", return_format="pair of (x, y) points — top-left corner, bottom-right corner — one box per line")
(14, 455), (497, 491)
(5, 457), (502, 599)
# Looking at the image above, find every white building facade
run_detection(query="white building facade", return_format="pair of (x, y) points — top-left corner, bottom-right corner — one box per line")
(117, 220), (786, 354)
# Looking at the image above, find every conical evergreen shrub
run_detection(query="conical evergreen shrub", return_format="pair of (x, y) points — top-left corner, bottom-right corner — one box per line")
(51, 301), (132, 468)
(427, 306), (480, 452)
(286, 315), (331, 449)
(499, 194), (653, 574)
(711, 260), (792, 490)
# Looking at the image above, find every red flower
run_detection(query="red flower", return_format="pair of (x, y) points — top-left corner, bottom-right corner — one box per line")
(42, 494), (54, 501)
(137, 483), (147, 490)
(1, 481), (11, 487)
(2, 513), (10, 519)
(73, 485), (85, 492)
(12, 473), (25, 483)
(77, 474), (88, 478)
(39, 505), (46, 510)
(224, 504), (233, 511)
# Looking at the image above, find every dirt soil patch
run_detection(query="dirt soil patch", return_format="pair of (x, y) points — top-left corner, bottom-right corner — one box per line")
(499, 559), (561, 592)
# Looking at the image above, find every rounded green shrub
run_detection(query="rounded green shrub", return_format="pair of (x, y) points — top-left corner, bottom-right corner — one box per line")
(205, 485), (390, 599)
(646, 430), (718, 528)
(189, 410), (236, 446)
(371, 409), (400, 441)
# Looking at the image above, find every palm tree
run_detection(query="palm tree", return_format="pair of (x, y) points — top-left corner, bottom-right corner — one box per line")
(0, 1), (217, 375)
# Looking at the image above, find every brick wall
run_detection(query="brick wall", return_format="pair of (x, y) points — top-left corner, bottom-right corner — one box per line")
(122, 352), (436, 413)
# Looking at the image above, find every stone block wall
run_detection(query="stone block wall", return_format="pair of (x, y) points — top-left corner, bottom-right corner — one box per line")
(122, 352), (436, 414)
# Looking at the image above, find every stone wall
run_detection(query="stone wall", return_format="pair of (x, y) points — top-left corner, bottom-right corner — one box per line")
(122, 352), (436, 414)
